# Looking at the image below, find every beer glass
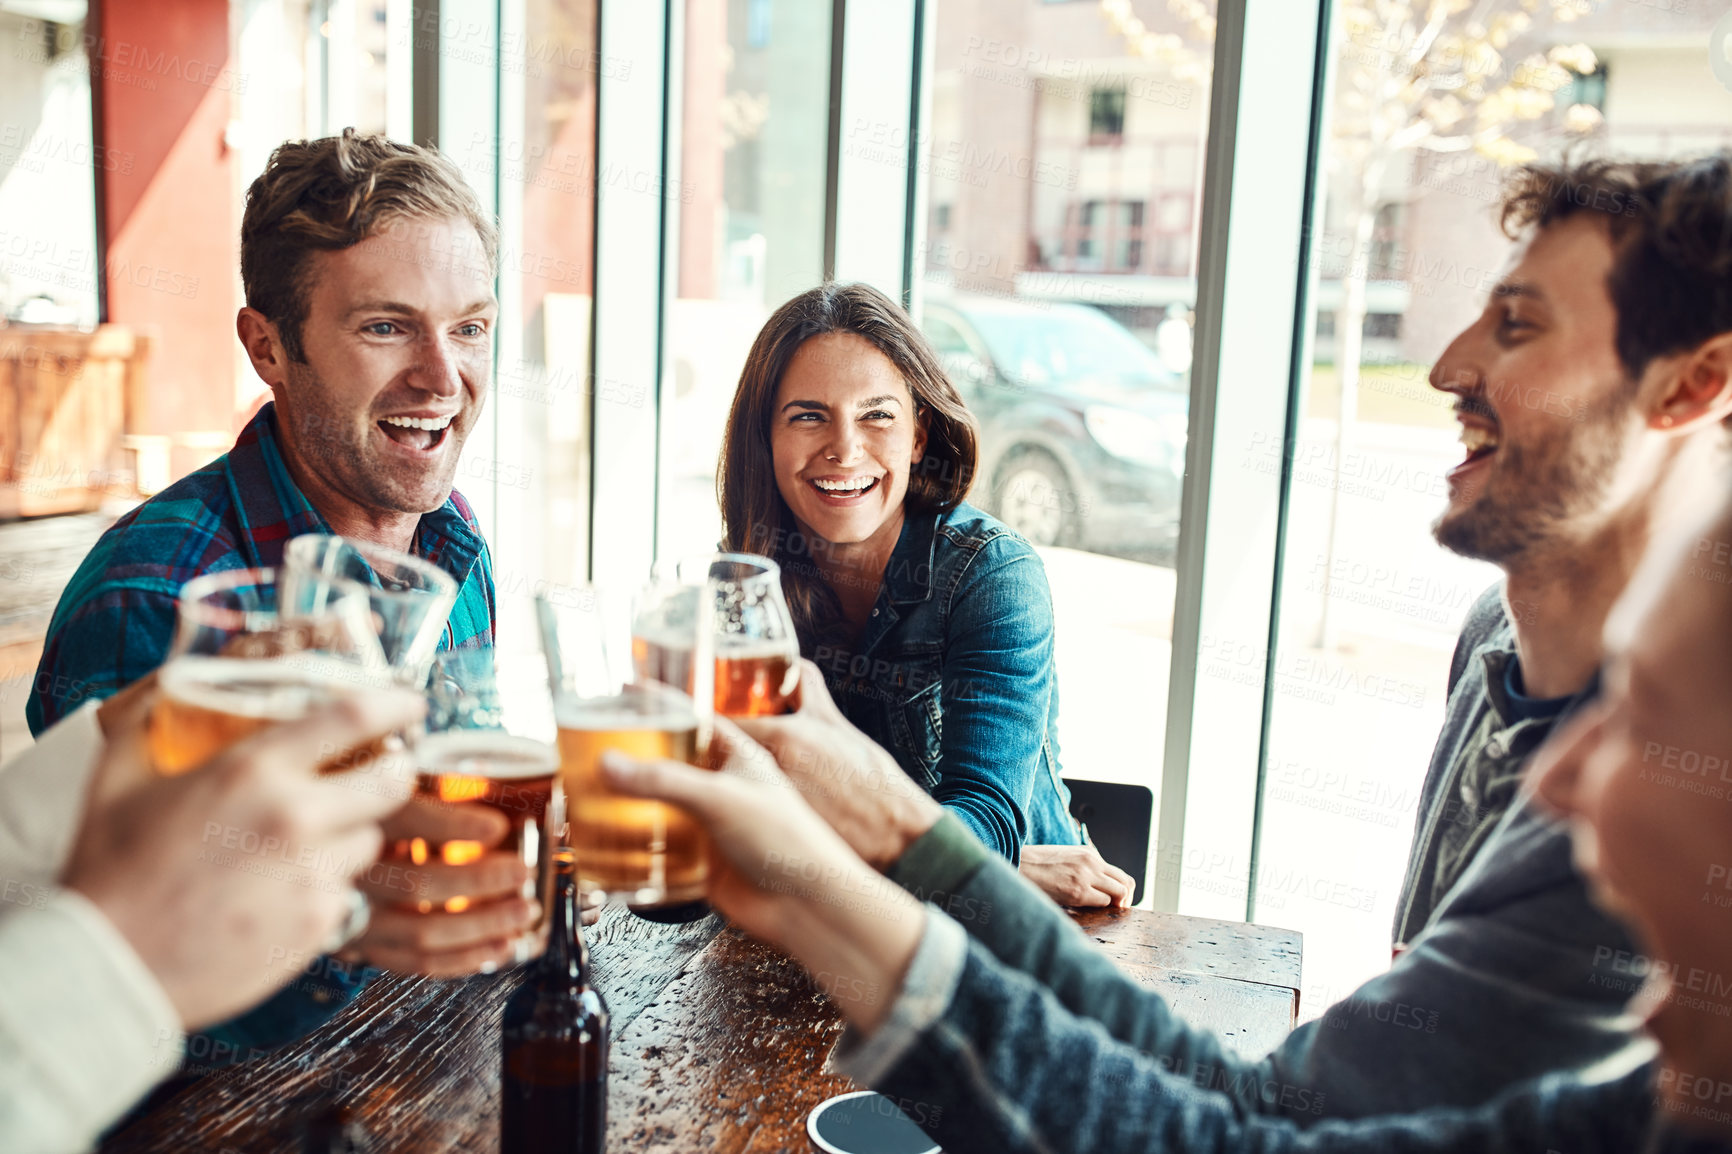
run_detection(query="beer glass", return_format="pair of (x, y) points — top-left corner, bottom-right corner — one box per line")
(408, 646), (561, 961)
(149, 567), (387, 776)
(538, 585), (713, 908)
(284, 534), (459, 685)
(682, 553), (800, 718)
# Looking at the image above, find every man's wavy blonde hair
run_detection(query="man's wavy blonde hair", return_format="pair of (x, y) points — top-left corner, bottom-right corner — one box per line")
(240, 128), (499, 360)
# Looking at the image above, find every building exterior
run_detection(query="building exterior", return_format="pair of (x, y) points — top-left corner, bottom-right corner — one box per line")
(924, 0), (1732, 363)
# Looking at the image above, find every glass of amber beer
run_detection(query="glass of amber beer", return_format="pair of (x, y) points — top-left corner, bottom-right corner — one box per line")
(409, 646), (561, 960)
(538, 585), (714, 909)
(284, 534), (459, 685)
(692, 554), (799, 718)
(149, 567), (389, 777)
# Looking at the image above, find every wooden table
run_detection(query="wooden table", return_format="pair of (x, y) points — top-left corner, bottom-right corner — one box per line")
(103, 905), (1301, 1153)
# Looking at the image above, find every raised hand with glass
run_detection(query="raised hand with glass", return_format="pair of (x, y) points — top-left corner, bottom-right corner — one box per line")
(684, 553), (801, 719)
(539, 586), (714, 910)
(149, 566), (388, 777)
(400, 646), (563, 963)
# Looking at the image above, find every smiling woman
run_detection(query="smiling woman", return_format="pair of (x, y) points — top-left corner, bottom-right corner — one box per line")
(716, 283), (1136, 909)
(769, 332), (930, 614)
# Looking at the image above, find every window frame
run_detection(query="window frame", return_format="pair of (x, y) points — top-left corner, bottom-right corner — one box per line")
(1155, 0), (1331, 917)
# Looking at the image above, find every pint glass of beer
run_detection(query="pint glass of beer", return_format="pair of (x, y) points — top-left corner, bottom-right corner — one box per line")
(149, 568), (388, 776)
(538, 586), (713, 908)
(285, 534), (459, 685)
(677, 553), (800, 719)
(408, 647), (562, 960)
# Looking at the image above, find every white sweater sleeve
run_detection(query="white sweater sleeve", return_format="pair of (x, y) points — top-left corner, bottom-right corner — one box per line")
(0, 701), (104, 889)
(0, 889), (184, 1153)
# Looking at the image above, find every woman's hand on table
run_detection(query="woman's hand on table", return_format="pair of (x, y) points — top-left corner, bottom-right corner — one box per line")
(602, 717), (925, 1034)
(64, 689), (422, 1030)
(1018, 844), (1135, 909)
(734, 661), (943, 871)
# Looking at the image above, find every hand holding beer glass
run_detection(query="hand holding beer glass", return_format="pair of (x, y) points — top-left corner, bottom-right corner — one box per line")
(147, 566), (407, 953)
(280, 540), (543, 972)
(148, 567), (389, 777)
(687, 554), (800, 719)
(402, 648), (561, 963)
(540, 586), (714, 909)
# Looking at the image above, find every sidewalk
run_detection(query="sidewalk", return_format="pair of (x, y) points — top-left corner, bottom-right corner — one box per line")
(0, 507), (125, 760)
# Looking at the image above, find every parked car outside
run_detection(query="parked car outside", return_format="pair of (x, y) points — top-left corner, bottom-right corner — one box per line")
(921, 294), (1188, 562)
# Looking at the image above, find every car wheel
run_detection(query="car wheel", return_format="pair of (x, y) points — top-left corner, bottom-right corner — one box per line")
(992, 449), (1080, 547)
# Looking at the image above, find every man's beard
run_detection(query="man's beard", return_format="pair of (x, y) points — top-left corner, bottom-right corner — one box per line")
(279, 362), (461, 516)
(1433, 396), (1630, 566)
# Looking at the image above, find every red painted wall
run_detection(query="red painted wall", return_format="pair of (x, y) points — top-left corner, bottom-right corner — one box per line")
(91, 0), (237, 453)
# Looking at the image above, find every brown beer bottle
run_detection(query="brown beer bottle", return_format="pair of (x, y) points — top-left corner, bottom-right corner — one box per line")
(501, 848), (608, 1152)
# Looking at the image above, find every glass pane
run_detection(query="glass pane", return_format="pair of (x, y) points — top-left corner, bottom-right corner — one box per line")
(0, 3), (99, 754)
(919, 0), (1213, 893)
(316, 0), (393, 134)
(1259, 0), (1732, 1016)
(660, 0), (832, 559)
(234, 1), (398, 156)
(233, 0), (408, 421)
(0, 3), (97, 327)
(491, 0), (598, 607)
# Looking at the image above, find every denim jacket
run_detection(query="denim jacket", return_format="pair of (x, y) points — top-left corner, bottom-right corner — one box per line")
(808, 503), (1080, 860)
(833, 814), (1671, 1154)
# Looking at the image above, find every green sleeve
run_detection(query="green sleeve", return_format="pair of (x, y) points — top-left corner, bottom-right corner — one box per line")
(883, 810), (1266, 1115)
(885, 811), (995, 900)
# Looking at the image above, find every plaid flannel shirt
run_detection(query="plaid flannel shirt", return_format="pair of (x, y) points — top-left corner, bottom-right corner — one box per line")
(27, 401), (496, 733)
(25, 401), (496, 1064)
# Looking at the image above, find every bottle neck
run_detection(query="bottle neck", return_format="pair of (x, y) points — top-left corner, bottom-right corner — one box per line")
(543, 853), (590, 983)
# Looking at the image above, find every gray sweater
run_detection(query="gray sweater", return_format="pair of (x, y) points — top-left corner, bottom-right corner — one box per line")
(1393, 583), (1593, 943)
(880, 582), (1650, 1122)
(855, 821), (1675, 1152)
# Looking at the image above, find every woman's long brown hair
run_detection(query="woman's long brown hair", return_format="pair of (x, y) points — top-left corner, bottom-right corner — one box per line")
(717, 282), (978, 657)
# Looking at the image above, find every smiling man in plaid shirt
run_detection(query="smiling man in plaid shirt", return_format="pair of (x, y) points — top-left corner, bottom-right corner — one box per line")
(26, 130), (528, 1059)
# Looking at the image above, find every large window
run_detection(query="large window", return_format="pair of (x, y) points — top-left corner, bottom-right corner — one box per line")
(658, 0), (832, 562)
(1256, 0), (1732, 1016)
(0, 3), (98, 328)
(482, 0), (599, 627)
(917, 0), (1214, 899)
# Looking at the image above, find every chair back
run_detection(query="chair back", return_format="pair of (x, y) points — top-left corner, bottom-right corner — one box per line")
(1066, 779), (1153, 906)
